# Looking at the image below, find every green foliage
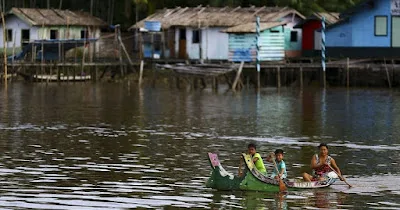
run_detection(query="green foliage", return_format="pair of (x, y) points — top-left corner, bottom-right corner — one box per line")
(1, 0), (363, 29)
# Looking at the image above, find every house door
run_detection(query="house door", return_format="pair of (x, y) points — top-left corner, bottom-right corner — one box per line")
(168, 28), (175, 58)
(178, 28), (187, 59)
(392, 17), (400, 47)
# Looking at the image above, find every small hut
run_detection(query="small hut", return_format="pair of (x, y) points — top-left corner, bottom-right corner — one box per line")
(294, 12), (339, 57)
(130, 6), (305, 61)
(0, 7), (106, 56)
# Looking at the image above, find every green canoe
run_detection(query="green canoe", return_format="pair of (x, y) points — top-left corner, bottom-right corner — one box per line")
(206, 152), (337, 192)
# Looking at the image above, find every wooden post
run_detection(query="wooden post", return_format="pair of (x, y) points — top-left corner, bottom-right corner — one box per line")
(300, 66), (303, 89)
(176, 76), (181, 89)
(73, 66), (76, 81)
(151, 33), (155, 60)
(41, 40), (44, 82)
(232, 61), (244, 91)
(212, 77), (217, 91)
(47, 64), (52, 83)
(1, 9), (8, 85)
(57, 64), (61, 82)
(31, 45), (35, 62)
(346, 57), (350, 88)
(117, 28), (135, 72)
(384, 57), (392, 88)
(162, 30), (166, 59)
(58, 40), (61, 82)
(116, 25), (123, 77)
(81, 28), (87, 81)
(201, 78), (206, 89)
(392, 59), (395, 85)
(139, 60), (144, 86)
(277, 66), (281, 88)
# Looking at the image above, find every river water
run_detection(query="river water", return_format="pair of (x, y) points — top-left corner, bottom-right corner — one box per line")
(0, 82), (399, 209)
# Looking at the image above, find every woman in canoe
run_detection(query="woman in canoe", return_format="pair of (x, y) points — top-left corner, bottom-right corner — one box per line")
(302, 143), (344, 182)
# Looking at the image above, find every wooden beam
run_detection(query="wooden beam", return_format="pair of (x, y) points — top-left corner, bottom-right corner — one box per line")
(346, 57), (350, 88)
(219, 6), (228, 12)
(253, 6), (266, 16)
(300, 66), (303, 88)
(277, 66), (281, 88)
(384, 57), (392, 88)
(139, 60), (144, 86)
(231, 6), (241, 13)
(232, 61), (244, 91)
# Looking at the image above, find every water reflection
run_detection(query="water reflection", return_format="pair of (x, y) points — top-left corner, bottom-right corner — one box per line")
(0, 83), (399, 208)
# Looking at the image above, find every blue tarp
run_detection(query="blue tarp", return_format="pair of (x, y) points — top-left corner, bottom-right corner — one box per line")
(8, 38), (98, 62)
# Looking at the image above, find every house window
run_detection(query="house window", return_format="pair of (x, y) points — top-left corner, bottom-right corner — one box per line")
(81, 30), (87, 39)
(21, 29), (30, 47)
(50, 29), (59, 39)
(21, 29), (30, 41)
(192, 30), (200, 43)
(179, 28), (186, 40)
(290, 31), (298, 42)
(375, 16), (387, 36)
(6, 29), (12, 42)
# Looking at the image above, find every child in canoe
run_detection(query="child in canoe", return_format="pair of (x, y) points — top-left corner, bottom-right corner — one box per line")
(267, 149), (287, 180)
(242, 143), (267, 175)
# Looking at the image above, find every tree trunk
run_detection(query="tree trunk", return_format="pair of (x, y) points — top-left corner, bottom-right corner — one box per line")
(90, 0), (93, 15)
(110, 0), (115, 25)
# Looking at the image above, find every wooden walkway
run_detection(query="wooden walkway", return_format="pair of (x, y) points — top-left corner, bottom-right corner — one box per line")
(156, 63), (237, 76)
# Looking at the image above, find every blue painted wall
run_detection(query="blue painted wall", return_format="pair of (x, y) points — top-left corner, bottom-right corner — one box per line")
(228, 26), (285, 62)
(326, 23), (353, 46)
(326, 0), (391, 47)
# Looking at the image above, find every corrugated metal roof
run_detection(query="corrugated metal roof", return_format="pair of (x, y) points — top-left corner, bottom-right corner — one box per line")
(129, 6), (305, 30)
(223, 21), (286, 33)
(7, 7), (107, 27)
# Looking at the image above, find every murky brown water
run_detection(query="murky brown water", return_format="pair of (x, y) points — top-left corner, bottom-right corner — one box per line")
(0, 82), (399, 209)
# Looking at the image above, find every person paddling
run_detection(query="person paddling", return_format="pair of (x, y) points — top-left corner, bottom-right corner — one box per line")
(266, 149), (287, 180)
(302, 143), (344, 182)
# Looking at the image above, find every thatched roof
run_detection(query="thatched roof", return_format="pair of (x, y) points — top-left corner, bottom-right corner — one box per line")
(7, 7), (107, 27)
(129, 6), (305, 30)
(312, 12), (340, 24)
(223, 21), (287, 33)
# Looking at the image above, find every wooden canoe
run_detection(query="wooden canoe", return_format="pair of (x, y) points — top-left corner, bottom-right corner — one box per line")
(206, 153), (337, 192)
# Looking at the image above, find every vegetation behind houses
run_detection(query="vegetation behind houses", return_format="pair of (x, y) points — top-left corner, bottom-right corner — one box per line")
(1, 0), (362, 29)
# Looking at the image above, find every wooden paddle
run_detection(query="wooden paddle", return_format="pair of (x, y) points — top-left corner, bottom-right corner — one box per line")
(272, 159), (287, 192)
(238, 155), (243, 177)
(328, 164), (353, 188)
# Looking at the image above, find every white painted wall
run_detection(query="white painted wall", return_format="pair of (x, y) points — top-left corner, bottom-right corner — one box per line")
(174, 28), (180, 57)
(314, 31), (322, 50)
(202, 27), (229, 60)
(0, 15), (36, 49)
(0, 15), (102, 53)
(186, 27), (200, 59)
(173, 26), (229, 60)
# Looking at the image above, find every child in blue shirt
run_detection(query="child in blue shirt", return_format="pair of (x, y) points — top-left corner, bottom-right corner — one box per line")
(267, 149), (287, 180)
